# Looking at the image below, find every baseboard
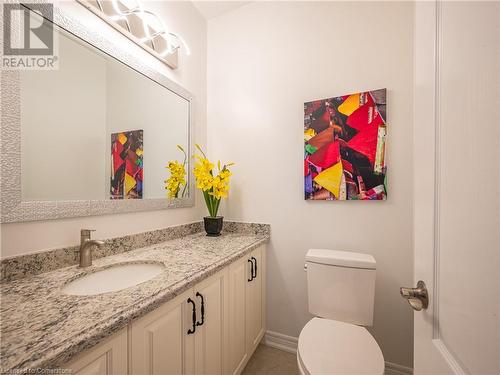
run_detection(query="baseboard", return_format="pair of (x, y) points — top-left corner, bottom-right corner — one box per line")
(263, 330), (298, 354)
(384, 361), (413, 375)
(262, 330), (413, 375)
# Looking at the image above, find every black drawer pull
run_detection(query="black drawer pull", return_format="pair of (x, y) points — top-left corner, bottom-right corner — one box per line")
(251, 256), (257, 279)
(196, 292), (205, 327)
(187, 298), (196, 335)
(248, 259), (254, 282)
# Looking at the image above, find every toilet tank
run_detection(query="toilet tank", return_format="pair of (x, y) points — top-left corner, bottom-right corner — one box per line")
(306, 249), (376, 326)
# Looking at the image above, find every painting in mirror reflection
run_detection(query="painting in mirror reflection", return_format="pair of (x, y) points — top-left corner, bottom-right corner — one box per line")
(111, 130), (143, 199)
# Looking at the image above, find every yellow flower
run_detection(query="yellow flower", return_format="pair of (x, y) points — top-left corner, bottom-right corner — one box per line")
(165, 161), (186, 198)
(209, 167), (232, 199)
(219, 169), (232, 180)
(193, 144), (235, 216)
(193, 155), (215, 191)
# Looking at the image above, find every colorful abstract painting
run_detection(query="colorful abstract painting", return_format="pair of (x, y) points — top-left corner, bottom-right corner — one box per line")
(111, 130), (143, 199)
(304, 89), (387, 200)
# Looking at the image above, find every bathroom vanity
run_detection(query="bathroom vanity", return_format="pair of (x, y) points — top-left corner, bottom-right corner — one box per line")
(0, 222), (269, 375)
(67, 246), (265, 375)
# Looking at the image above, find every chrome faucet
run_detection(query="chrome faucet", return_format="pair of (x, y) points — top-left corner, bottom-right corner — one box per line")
(79, 229), (105, 267)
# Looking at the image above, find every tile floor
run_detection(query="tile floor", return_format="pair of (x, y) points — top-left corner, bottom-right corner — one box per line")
(242, 344), (299, 375)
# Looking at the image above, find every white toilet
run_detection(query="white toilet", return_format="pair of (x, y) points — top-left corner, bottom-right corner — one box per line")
(298, 249), (385, 375)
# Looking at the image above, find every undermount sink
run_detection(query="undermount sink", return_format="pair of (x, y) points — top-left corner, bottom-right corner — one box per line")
(62, 262), (166, 296)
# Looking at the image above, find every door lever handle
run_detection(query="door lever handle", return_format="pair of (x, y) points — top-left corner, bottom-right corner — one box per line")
(400, 280), (429, 311)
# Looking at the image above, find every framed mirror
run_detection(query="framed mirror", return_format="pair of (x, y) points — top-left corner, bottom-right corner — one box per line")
(1, 3), (194, 223)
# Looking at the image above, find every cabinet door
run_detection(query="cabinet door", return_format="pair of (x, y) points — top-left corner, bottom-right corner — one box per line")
(130, 289), (195, 375)
(66, 328), (127, 375)
(194, 269), (228, 375)
(228, 256), (251, 375)
(246, 246), (266, 354)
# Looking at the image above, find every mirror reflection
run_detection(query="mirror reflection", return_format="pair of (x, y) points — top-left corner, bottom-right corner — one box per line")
(20, 21), (190, 202)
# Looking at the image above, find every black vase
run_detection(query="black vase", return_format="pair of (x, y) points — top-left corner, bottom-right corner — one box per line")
(204, 216), (223, 237)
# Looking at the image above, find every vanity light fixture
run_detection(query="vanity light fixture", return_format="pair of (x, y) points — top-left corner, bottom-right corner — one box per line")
(78, 0), (190, 69)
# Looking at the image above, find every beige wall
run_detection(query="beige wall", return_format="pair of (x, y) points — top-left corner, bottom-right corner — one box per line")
(0, 0), (207, 258)
(207, 1), (414, 368)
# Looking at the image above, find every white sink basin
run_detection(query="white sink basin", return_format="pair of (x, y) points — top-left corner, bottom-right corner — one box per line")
(62, 262), (165, 296)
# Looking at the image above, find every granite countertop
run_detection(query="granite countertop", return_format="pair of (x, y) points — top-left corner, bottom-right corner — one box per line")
(0, 228), (270, 371)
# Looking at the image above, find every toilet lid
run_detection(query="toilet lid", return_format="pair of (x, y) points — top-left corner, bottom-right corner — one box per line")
(298, 318), (384, 375)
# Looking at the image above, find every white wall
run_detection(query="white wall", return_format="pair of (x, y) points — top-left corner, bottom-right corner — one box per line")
(207, 1), (414, 368)
(0, 0), (207, 258)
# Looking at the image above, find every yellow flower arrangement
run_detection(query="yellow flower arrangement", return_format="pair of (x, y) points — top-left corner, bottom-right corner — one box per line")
(165, 145), (188, 198)
(193, 144), (234, 217)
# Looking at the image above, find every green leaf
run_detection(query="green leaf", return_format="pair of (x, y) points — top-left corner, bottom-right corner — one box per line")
(202, 190), (212, 216)
(213, 197), (221, 217)
(195, 144), (207, 158)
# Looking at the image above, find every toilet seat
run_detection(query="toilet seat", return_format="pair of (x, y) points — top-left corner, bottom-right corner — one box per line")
(297, 317), (384, 375)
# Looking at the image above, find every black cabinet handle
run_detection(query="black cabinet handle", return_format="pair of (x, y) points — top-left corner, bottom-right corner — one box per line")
(251, 256), (257, 279)
(247, 259), (254, 282)
(195, 292), (205, 327)
(187, 298), (196, 335)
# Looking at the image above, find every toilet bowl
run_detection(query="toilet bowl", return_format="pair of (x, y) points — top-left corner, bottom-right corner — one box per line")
(300, 249), (384, 375)
(297, 318), (384, 375)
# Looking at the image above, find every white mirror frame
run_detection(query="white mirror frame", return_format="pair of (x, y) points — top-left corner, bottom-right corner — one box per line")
(0, 2), (194, 223)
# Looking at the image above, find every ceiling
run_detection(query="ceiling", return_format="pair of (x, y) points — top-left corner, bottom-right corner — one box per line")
(192, 1), (251, 20)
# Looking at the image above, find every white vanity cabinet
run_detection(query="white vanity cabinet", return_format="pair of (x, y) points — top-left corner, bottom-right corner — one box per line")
(245, 246), (266, 355)
(65, 328), (127, 375)
(130, 288), (194, 375)
(228, 255), (250, 374)
(192, 270), (229, 375)
(228, 246), (266, 375)
(130, 268), (228, 375)
(63, 245), (266, 375)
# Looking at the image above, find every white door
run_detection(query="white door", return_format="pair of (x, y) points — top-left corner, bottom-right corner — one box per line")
(411, 1), (499, 374)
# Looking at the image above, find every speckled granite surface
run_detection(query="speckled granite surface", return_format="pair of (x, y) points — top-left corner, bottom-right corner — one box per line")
(0, 222), (270, 371)
(0, 221), (204, 282)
